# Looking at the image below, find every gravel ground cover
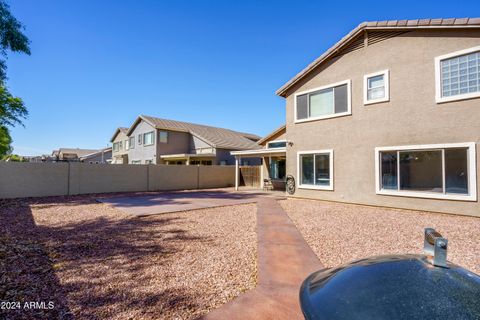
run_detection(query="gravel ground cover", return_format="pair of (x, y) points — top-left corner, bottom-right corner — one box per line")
(280, 199), (480, 274)
(0, 195), (257, 320)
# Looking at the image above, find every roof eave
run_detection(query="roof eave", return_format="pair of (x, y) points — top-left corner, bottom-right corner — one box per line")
(275, 23), (480, 97)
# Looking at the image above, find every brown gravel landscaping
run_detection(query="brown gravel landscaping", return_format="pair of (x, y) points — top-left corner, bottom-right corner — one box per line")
(280, 198), (480, 274)
(0, 195), (257, 320)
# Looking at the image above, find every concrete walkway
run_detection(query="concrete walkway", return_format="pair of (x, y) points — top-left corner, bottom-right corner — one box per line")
(98, 190), (271, 217)
(201, 197), (322, 319)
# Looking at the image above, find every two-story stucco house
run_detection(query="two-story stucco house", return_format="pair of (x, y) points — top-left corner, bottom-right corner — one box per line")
(125, 115), (261, 165)
(110, 127), (129, 164)
(276, 18), (480, 217)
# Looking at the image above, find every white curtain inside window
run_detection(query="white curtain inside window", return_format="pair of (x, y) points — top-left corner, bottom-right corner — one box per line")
(309, 89), (333, 117)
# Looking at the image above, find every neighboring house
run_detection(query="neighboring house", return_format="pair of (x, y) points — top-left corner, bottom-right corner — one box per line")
(231, 125), (287, 190)
(79, 147), (112, 164)
(125, 115), (261, 165)
(110, 127), (129, 164)
(52, 148), (101, 162)
(274, 18), (479, 216)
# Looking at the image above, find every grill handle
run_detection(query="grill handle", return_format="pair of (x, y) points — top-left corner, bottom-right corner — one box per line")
(424, 228), (448, 268)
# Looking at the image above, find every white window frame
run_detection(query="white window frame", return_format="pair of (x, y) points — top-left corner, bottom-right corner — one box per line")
(435, 46), (480, 104)
(375, 142), (477, 201)
(266, 140), (287, 149)
(131, 160), (141, 165)
(363, 69), (389, 105)
(294, 79), (351, 124)
(125, 139), (130, 150)
(297, 149), (334, 190)
(143, 131), (155, 146)
(129, 136), (135, 149)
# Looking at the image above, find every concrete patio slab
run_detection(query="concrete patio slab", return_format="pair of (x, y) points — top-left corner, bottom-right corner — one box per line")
(98, 190), (279, 216)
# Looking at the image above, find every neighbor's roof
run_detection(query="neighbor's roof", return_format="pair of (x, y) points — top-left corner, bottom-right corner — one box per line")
(57, 148), (101, 157)
(257, 125), (286, 145)
(127, 115), (261, 150)
(276, 18), (480, 97)
(110, 127), (129, 142)
(79, 147), (112, 160)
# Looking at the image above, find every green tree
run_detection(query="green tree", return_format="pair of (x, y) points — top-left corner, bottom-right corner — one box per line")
(0, 0), (30, 156)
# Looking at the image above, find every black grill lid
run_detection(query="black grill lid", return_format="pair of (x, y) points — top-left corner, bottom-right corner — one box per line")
(300, 229), (480, 320)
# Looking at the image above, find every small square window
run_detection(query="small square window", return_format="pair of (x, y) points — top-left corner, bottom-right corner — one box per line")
(364, 70), (389, 105)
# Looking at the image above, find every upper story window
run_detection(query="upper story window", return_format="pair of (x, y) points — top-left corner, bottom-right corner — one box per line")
(159, 131), (168, 143)
(435, 46), (480, 103)
(125, 139), (129, 150)
(113, 141), (122, 152)
(364, 70), (389, 105)
(295, 80), (351, 123)
(267, 140), (286, 149)
(138, 134), (142, 145)
(129, 136), (135, 149)
(143, 131), (155, 146)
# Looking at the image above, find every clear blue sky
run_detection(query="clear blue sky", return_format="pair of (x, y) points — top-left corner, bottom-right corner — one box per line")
(6, 0), (479, 155)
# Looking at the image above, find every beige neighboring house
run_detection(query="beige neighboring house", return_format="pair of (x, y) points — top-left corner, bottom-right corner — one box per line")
(110, 127), (129, 164)
(274, 18), (480, 217)
(231, 125), (287, 190)
(124, 115), (261, 165)
(52, 148), (101, 162)
(79, 147), (112, 164)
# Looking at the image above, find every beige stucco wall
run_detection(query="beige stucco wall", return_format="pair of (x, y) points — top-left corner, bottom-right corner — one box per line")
(0, 162), (69, 198)
(198, 166), (235, 188)
(112, 130), (129, 163)
(0, 162), (236, 199)
(284, 29), (480, 217)
(148, 165), (199, 191)
(69, 163), (148, 195)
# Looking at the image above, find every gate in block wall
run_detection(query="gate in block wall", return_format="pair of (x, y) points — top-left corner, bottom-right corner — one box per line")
(239, 165), (261, 188)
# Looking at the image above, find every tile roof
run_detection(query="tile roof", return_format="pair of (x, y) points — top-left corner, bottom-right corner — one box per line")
(58, 148), (101, 158)
(137, 115), (261, 150)
(276, 18), (480, 97)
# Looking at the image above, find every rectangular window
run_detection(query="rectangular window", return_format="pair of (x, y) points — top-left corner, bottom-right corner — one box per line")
(159, 131), (168, 143)
(131, 160), (141, 165)
(138, 134), (142, 145)
(364, 70), (389, 105)
(375, 143), (477, 201)
(112, 142), (119, 152)
(143, 131), (154, 146)
(267, 141), (287, 149)
(295, 80), (351, 122)
(129, 136), (135, 149)
(435, 46), (480, 103)
(298, 150), (333, 190)
(125, 139), (129, 150)
(145, 159), (153, 164)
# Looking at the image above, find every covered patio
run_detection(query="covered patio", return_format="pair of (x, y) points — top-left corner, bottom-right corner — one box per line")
(159, 153), (216, 165)
(231, 148), (286, 191)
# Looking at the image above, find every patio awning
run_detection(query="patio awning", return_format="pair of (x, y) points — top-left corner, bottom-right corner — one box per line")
(231, 147), (286, 158)
(159, 153), (216, 160)
(231, 148), (286, 191)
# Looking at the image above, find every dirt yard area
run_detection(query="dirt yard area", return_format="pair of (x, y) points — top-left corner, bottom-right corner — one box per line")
(0, 195), (257, 320)
(280, 198), (480, 274)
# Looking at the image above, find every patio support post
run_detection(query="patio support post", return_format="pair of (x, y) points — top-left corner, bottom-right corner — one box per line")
(260, 157), (264, 190)
(235, 157), (239, 191)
